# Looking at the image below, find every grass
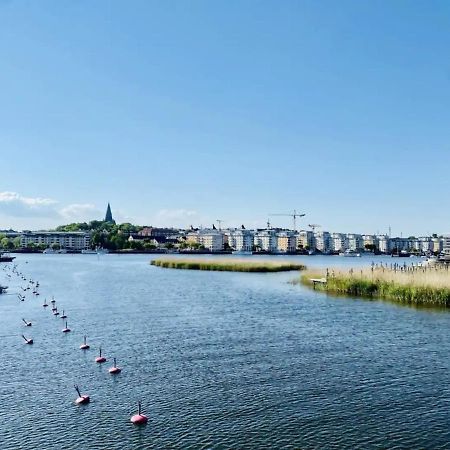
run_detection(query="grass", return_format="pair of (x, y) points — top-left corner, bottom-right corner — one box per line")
(301, 265), (450, 308)
(151, 258), (306, 273)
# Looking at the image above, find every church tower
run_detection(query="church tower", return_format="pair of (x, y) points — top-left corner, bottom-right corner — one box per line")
(104, 203), (115, 224)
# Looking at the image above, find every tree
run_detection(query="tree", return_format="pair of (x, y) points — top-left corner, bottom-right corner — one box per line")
(13, 237), (21, 249)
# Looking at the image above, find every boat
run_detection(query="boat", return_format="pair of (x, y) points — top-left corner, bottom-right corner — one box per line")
(0, 252), (15, 262)
(43, 248), (67, 254)
(232, 250), (253, 255)
(81, 247), (109, 254)
(339, 249), (361, 257)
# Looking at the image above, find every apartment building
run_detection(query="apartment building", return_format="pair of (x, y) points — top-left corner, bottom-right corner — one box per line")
(186, 229), (224, 252)
(227, 228), (254, 252)
(276, 231), (297, 253)
(347, 234), (364, 251)
(297, 230), (315, 250)
(254, 229), (278, 253)
(331, 233), (347, 253)
(20, 231), (91, 250)
(314, 231), (331, 253)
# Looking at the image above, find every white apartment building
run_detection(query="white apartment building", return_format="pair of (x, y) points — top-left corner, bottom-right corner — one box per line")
(297, 230), (315, 250)
(347, 234), (364, 251)
(331, 233), (347, 253)
(376, 235), (389, 253)
(442, 234), (450, 256)
(189, 229), (224, 252)
(432, 237), (443, 254)
(227, 228), (254, 252)
(416, 236), (433, 253)
(314, 231), (331, 253)
(20, 231), (91, 250)
(254, 229), (278, 253)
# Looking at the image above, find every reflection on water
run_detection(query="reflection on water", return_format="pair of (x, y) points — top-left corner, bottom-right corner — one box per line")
(0, 254), (449, 449)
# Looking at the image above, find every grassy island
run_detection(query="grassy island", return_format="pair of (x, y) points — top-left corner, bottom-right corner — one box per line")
(301, 266), (450, 308)
(151, 258), (306, 273)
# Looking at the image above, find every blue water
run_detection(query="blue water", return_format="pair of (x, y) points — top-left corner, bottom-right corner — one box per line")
(0, 254), (449, 449)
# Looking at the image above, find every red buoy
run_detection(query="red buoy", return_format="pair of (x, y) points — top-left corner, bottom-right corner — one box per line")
(130, 401), (148, 425)
(74, 385), (90, 405)
(109, 357), (122, 374)
(95, 347), (106, 363)
(80, 335), (90, 350)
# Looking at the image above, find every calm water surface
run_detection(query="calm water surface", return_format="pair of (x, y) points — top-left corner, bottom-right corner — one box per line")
(0, 254), (449, 449)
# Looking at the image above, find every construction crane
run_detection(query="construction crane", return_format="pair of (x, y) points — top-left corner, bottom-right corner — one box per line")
(269, 210), (306, 231)
(308, 224), (321, 232)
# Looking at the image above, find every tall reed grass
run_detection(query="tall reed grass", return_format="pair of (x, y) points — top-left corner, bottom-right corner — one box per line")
(151, 258), (306, 273)
(301, 265), (450, 308)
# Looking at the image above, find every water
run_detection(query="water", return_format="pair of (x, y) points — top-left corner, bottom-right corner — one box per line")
(0, 254), (449, 449)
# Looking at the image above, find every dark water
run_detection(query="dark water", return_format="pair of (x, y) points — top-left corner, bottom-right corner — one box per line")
(0, 254), (449, 449)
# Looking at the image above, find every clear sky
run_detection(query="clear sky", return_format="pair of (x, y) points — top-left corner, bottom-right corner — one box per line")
(0, 0), (449, 235)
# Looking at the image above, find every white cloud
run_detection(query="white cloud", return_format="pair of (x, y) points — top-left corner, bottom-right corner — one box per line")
(0, 192), (103, 227)
(149, 209), (210, 228)
(0, 191), (59, 217)
(59, 203), (100, 221)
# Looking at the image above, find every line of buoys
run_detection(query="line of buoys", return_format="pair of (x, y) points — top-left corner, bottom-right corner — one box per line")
(7, 262), (145, 425)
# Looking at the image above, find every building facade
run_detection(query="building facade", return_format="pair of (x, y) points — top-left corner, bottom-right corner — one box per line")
(20, 231), (91, 250)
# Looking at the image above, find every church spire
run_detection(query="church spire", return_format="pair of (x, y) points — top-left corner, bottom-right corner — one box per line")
(105, 203), (114, 223)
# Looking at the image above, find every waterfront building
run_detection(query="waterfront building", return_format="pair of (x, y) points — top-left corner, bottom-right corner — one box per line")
(346, 234), (364, 251)
(331, 233), (347, 253)
(254, 229), (278, 253)
(432, 237), (443, 254)
(227, 227), (254, 252)
(314, 231), (331, 253)
(138, 227), (180, 239)
(389, 237), (412, 253)
(20, 231), (90, 250)
(376, 235), (389, 253)
(362, 234), (377, 248)
(187, 229), (224, 252)
(297, 230), (315, 250)
(416, 236), (433, 254)
(276, 231), (297, 253)
(443, 235), (450, 256)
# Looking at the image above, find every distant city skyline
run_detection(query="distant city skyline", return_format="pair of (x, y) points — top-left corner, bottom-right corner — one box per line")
(1, 2), (449, 235)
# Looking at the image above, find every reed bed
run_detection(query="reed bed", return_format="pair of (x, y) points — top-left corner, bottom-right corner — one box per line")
(301, 264), (450, 308)
(151, 258), (306, 273)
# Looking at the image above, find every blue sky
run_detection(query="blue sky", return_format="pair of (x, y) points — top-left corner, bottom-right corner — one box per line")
(0, 0), (449, 235)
